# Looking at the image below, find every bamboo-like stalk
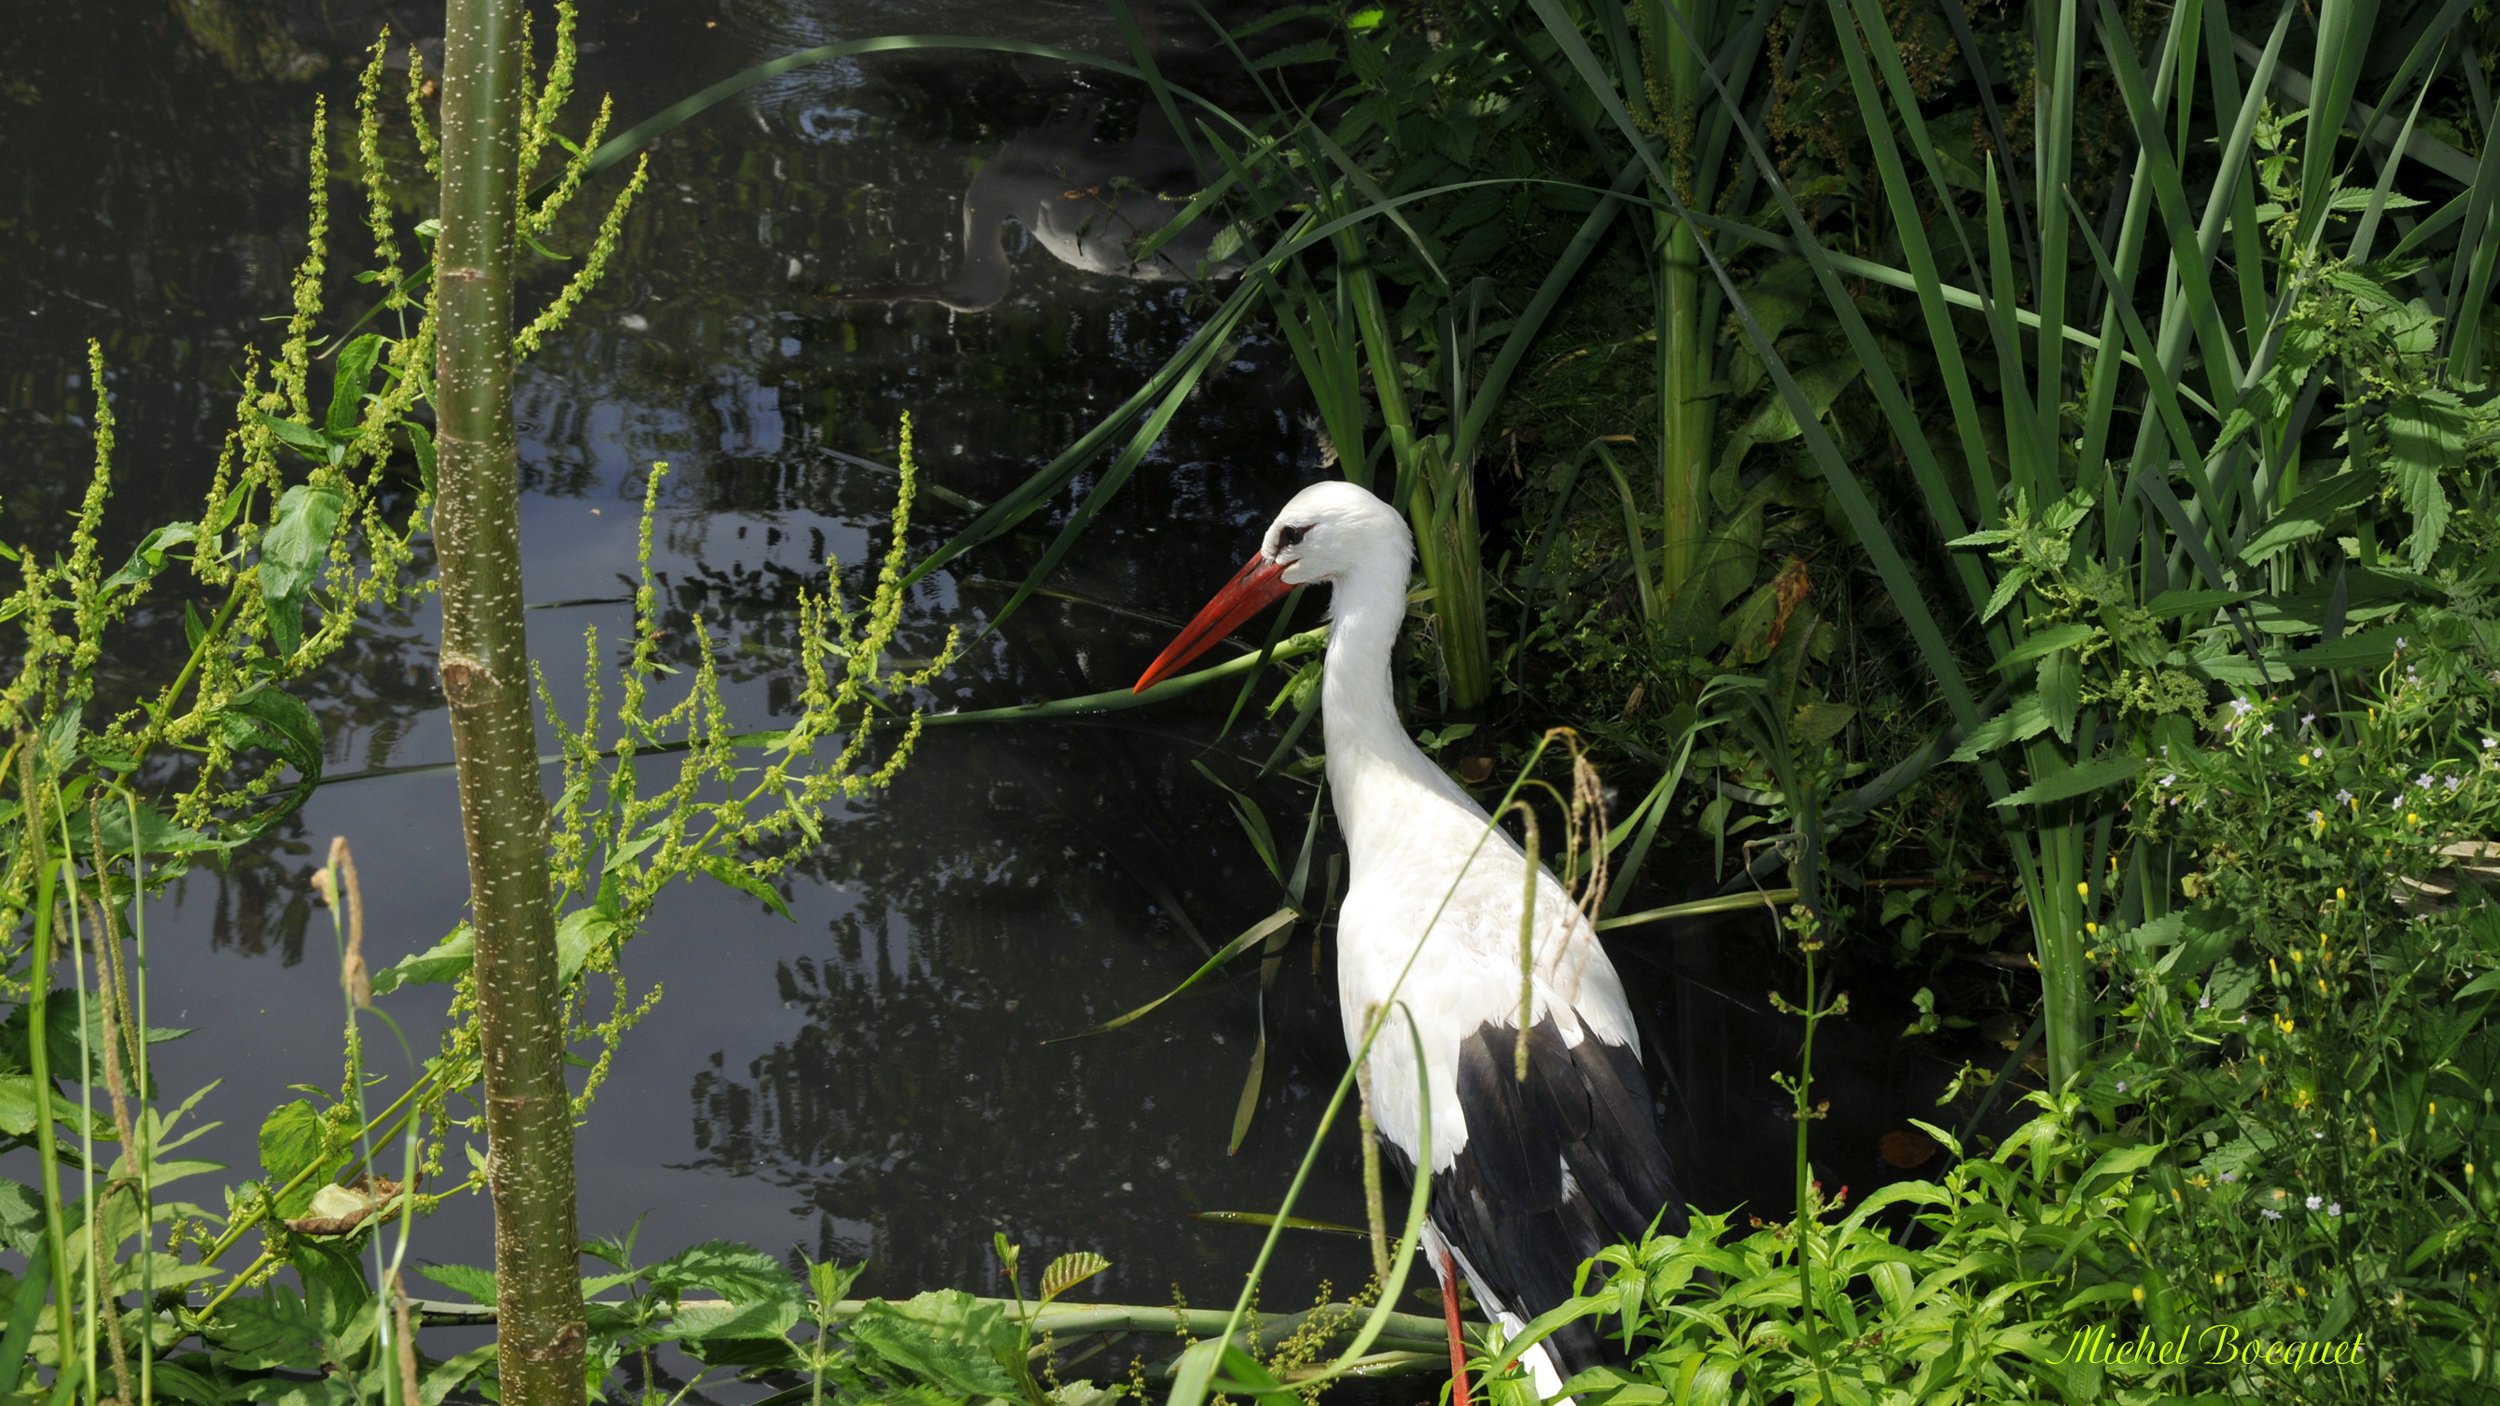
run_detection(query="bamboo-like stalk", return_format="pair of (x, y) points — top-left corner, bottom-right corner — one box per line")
(434, 2), (585, 1403)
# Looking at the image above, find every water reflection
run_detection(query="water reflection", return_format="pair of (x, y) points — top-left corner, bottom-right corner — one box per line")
(825, 98), (1243, 313)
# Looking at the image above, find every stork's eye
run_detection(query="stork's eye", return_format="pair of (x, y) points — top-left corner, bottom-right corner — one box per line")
(1277, 523), (1310, 549)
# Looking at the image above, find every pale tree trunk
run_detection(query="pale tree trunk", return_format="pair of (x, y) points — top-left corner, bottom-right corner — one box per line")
(434, 2), (586, 1403)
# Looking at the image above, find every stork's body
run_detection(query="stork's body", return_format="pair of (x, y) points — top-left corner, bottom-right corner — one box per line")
(1137, 482), (1686, 1400)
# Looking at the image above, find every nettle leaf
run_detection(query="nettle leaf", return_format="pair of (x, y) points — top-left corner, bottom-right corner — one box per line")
(846, 1290), (1024, 1399)
(210, 1282), (326, 1372)
(644, 1241), (791, 1304)
(1981, 565), (2032, 622)
(1995, 623), (2095, 671)
(2385, 394), (2458, 569)
(1950, 695), (2051, 762)
(258, 1100), (326, 1215)
(418, 1262), (496, 1306)
(0, 1077), (38, 1139)
(2037, 648), (2081, 745)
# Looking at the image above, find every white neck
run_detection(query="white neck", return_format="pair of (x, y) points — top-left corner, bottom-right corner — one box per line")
(1320, 559), (1477, 871)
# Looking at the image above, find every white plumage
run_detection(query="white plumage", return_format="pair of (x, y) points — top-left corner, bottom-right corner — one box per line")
(1138, 481), (1686, 1403)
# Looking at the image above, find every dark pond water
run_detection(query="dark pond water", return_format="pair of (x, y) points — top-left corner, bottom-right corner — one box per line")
(2, 0), (1969, 1394)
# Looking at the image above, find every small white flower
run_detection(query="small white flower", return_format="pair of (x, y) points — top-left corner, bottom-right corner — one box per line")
(2198, 993), (2212, 1009)
(2396, 636), (2409, 652)
(2160, 773), (2177, 787)
(2306, 1194), (2323, 1211)
(2328, 1203), (2342, 1217)
(2231, 697), (2253, 715)
(2116, 1080), (2129, 1092)
(2416, 772), (2436, 789)
(2220, 1171), (2239, 1183)
(2336, 788), (2355, 804)
(2447, 775), (2463, 792)
(2262, 1208), (2283, 1221)
(2301, 712), (2317, 730)
(2262, 722), (2276, 735)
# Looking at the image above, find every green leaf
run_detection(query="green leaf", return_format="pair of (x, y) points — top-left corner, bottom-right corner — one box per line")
(846, 1290), (1025, 1399)
(556, 907), (617, 986)
(2144, 588), (2258, 619)
(210, 1282), (326, 1372)
(2239, 468), (2378, 564)
(102, 521), (201, 593)
(1038, 1251), (1109, 1306)
(418, 1262), (496, 1306)
(2037, 649), (2080, 745)
(370, 924), (473, 997)
(259, 482), (345, 656)
(1980, 565), (2032, 622)
(0, 1076), (38, 1137)
(643, 1241), (791, 1304)
(1992, 623), (2095, 671)
(1993, 753), (2144, 809)
(404, 422), (437, 499)
(698, 857), (792, 919)
(1950, 695), (2051, 762)
(258, 1100), (325, 1216)
(214, 686), (326, 833)
(253, 412), (332, 455)
(0, 1178), (43, 1257)
(325, 334), (385, 439)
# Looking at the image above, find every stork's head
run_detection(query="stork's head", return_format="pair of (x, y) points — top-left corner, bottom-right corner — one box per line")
(1133, 480), (1406, 692)
(1261, 479), (1411, 587)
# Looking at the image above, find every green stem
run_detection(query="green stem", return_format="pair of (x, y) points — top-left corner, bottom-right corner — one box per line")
(23, 770), (77, 1390)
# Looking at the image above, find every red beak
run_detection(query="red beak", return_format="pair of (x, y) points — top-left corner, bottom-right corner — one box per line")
(1132, 552), (1294, 692)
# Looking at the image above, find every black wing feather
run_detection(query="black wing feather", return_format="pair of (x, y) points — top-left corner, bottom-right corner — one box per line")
(1390, 1015), (1687, 1381)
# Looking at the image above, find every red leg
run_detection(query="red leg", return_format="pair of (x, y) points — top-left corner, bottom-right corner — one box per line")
(1438, 1248), (1472, 1406)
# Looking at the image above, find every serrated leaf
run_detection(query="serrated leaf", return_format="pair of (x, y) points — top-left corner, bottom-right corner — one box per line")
(0, 1077), (38, 1138)
(418, 1262), (497, 1306)
(1995, 622), (2095, 671)
(209, 1282), (326, 1372)
(1993, 753), (2144, 809)
(258, 1100), (325, 1210)
(847, 1291), (1024, 1399)
(1980, 565), (2032, 622)
(1039, 1252), (1109, 1304)
(2037, 649), (2080, 745)
(1950, 695), (2051, 762)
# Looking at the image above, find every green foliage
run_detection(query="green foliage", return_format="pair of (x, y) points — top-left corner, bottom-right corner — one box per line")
(1549, 1099), (2156, 1404)
(2090, 639), (2500, 1398)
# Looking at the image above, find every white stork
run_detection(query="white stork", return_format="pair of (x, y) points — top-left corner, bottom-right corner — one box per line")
(1134, 480), (1687, 1403)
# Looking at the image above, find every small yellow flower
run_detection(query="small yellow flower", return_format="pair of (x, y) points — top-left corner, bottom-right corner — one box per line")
(2295, 1284), (2309, 1298)
(2408, 811), (2422, 827)
(2132, 1285), (2146, 1306)
(2311, 809), (2326, 836)
(2368, 1123), (2379, 1145)
(2298, 753), (2312, 766)
(2213, 1271), (2226, 1287)
(2078, 881), (2091, 899)
(2336, 887), (2347, 903)
(2466, 1162), (2475, 1180)
(2430, 1102), (2439, 1118)
(2290, 948), (2304, 965)
(2317, 978), (2329, 995)
(2086, 921), (2099, 936)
